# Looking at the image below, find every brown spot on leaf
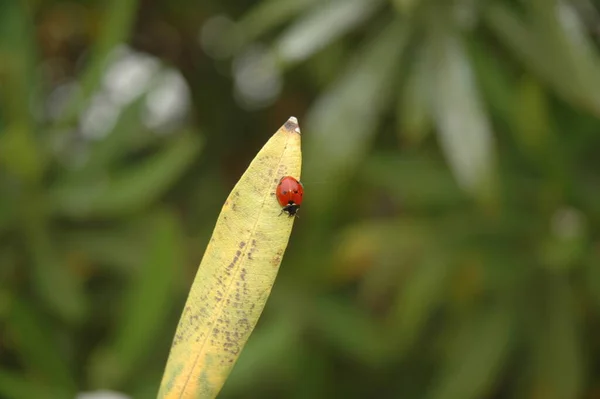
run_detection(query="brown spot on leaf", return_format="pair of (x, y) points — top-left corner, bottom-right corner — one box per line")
(226, 251), (241, 272)
(238, 318), (251, 333)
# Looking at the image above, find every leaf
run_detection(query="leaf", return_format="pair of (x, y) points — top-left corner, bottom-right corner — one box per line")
(131, 371), (163, 399)
(485, 2), (600, 117)
(468, 38), (516, 131)
(158, 117), (302, 399)
(81, 95), (151, 172)
(312, 297), (388, 366)
(20, 198), (88, 323)
(275, 0), (384, 64)
(387, 256), (449, 357)
(56, 0), (139, 127)
(429, 305), (513, 399)
(513, 76), (565, 179)
(6, 299), (77, 396)
(428, 29), (496, 201)
(219, 314), (301, 396)
(527, 278), (583, 399)
(330, 218), (431, 287)
(361, 153), (466, 210)
(0, 1), (44, 182)
(586, 250), (600, 311)
(397, 46), (432, 146)
(236, 0), (321, 46)
(60, 224), (147, 273)
(529, 0), (600, 115)
(0, 369), (51, 399)
(0, 184), (16, 234)
(289, 348), (333, 399)
(303, 19), (409, 215)
(485, 4), (566, 97)
(515, 77), (552, 151)
(393, 0), (422, 14)
(50, 131), (202, 219)
(88, 210), (184, 388)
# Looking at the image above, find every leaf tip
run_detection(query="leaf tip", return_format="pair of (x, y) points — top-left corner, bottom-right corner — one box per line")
(284, 116), (301, 135)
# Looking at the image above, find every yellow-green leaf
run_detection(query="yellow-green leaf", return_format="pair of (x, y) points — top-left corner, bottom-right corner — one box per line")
(158, 117), (302, 399)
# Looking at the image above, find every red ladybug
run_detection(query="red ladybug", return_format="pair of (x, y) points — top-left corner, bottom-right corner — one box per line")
(276, 176), (304, 217)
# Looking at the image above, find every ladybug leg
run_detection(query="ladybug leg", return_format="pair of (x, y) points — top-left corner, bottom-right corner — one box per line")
(279, 204), (290, 216)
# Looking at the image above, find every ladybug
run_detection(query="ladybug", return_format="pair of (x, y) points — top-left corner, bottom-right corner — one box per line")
(276, 176), (304, 217)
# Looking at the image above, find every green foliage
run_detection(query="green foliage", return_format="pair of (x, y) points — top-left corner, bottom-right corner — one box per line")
(0, 1), (200, 397)
(1, 0), (600, 398)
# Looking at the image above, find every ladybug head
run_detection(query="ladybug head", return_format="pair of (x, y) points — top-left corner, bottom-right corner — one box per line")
(281, 203), (300, 217)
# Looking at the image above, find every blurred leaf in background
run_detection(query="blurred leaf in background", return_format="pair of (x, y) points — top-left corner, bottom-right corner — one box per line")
(2, 0), (600, 398)
(0, 0), (200, 397)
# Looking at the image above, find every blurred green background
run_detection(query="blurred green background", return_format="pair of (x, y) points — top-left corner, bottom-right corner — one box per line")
(1, 0), (600, 398)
